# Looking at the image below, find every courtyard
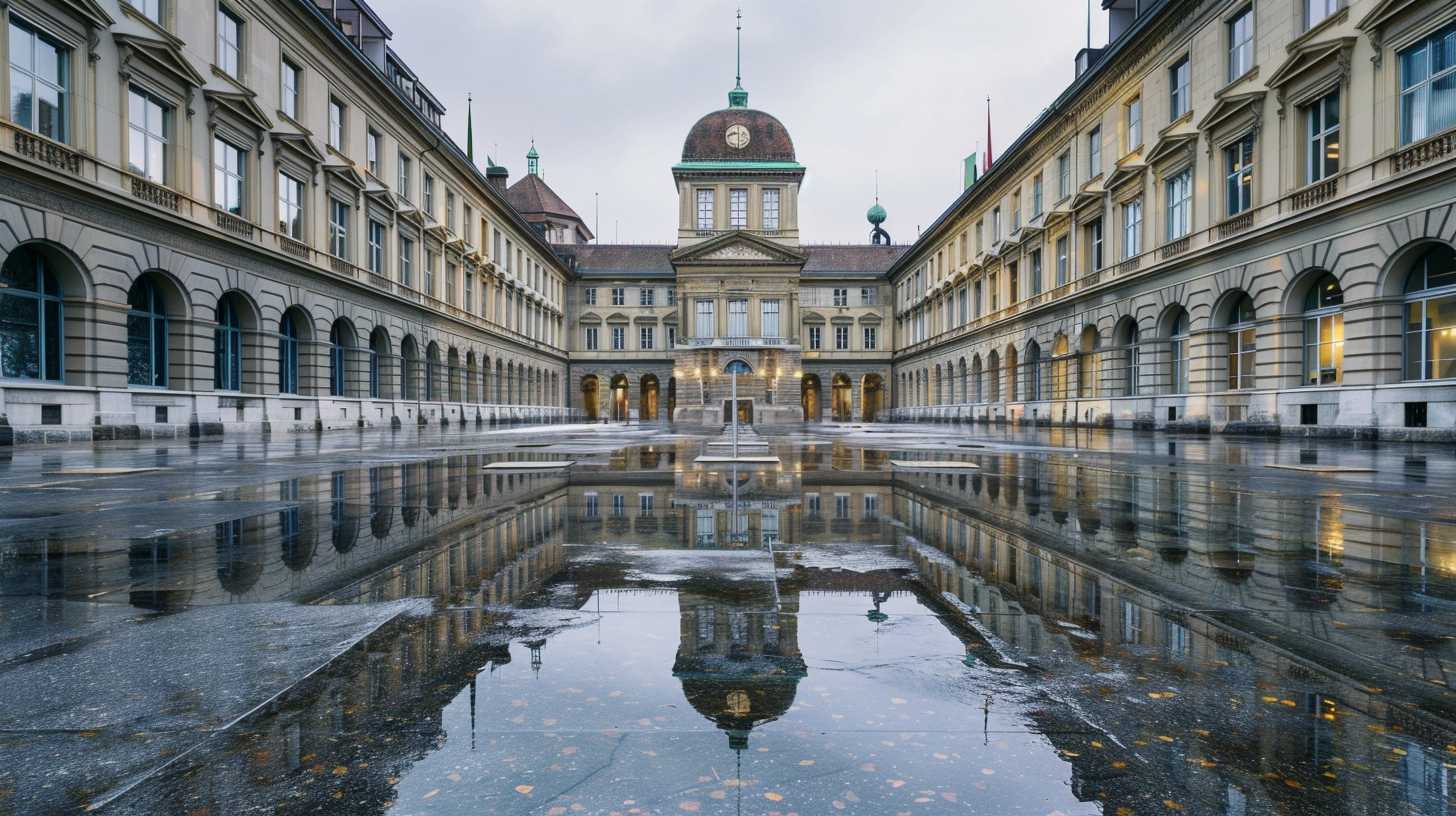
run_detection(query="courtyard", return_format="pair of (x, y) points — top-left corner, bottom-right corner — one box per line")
(1, 422), (1453, 814)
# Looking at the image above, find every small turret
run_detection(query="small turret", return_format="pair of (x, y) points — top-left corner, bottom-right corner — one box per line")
(526, 142), (539, 176)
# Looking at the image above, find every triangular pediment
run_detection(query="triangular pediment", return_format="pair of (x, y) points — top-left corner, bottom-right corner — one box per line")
(1356, 0), (1418, 33)
(323, 162), (367, 191)
(204, 89), (273, 136)
(114, 33), (206, 89)
(271, 131), (327, 166)
(1145, 131), (1198, 169)
(1197, 90), (1266, 134)
(60, 0), (115, 29)
(1267, 37), (1356, 90)
(671, 230), (806, 266)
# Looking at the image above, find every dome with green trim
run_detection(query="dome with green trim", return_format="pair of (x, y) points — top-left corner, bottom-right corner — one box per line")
(867, 201), (887, 225)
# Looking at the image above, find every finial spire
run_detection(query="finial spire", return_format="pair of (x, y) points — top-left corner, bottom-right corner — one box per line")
(527, 138), (539, 175)
(465, 93), (474, 164)
(728, 8), (749, 108)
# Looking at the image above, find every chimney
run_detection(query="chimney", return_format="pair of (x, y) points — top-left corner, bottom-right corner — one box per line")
(486, 163), (508, 193)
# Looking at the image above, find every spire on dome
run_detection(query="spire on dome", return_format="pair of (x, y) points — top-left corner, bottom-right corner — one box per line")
(868, 170), (891, 245)
(728, 8), (748, 108)
(465, 93), (474, 164)
(527, 140), (539, 176)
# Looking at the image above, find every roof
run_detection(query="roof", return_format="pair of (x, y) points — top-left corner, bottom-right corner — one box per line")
(563, 243), (906, 279)
(682, 108), (796, 163)
(506, 174), (584, 223)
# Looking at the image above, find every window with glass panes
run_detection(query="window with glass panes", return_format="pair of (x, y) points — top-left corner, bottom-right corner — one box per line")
(1303, 274), (1345, 385)
(639, 326), (654, 350)
(808, 325), (822, 350)
(639, 287), (655, 306)
(1226, 294), (1257, 390)
(129, 0), (163, 23)
(862, 287), (877, 305)
(1169, 57), (1190, 119)
(1225, 134), (1254, 216)
(277, 172), (304, 238)
(1127, 98), (1142, 149)
(1058, 152), (1071, 199)
(834, 325), (849, 350)
(328, 98), (344, 149)
(1306, 0), (1338, 29)
(397, 155), (411, 201)
(611, 326), (624, 350)
(1306, 90), (1340, 182)
(1032, 174), (1043, 216)
(1165, 169), (1192, 240)
(696, 189), (714, 230)
(1403, 244), (1456, 381)
(127, 87), (169, 182)
(762, 188), (780, 229)
(1056, 235), (1069, 286)
(329, 199), (349, 259)
(9, 20), (70, 143)
(217, 8), (241, 78)
(402, 237), (416, 288)
(212, 138), (245, 215)
(611, 287), (624, 306)
(1123, 199), (1143, 257)
(281, 58), (300, 119)
(584, 287), (596, 306)
(1399, 22), (1456, 145)
(761, 299), (780, 337)
(695, 300), (714, 337)
(833, 288), (848, 307)
(584, 326), (598, 350)
(1228, 7), (1253, 81)
(727, 299), (748, 337)
(1030, 250), (1043, 296)
(1088, 126), (1102, 177)
(366, 129), (379, 174)
(863, 326), (877, 350)
(367, 221), (384, 274)
(729, 188), (747, 228)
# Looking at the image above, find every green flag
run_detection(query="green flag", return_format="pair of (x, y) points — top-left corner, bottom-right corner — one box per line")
(964, 153), (979, 189)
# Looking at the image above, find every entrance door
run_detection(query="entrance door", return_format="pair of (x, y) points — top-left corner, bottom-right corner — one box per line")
(722, 399), (754, 424)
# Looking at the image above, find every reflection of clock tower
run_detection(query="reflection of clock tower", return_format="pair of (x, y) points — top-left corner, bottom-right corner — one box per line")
(669, 20), (808, 426)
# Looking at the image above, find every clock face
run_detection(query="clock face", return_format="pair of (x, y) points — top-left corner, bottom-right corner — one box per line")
(725, 124), (750, 150)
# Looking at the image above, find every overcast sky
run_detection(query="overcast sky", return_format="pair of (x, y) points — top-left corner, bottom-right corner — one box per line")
(371, 0), (1109, 245)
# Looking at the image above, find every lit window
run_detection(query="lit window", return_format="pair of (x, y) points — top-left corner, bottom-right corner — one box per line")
(1224, 133), (1254, 216)
(1306, 90), (1340, 182)
(1402, 244), (1456, 381)
(1302, 274), (1345, 385)
(1225, 294), (1257, 390)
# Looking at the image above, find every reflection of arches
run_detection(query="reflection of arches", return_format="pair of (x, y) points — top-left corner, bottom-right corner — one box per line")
(581, 375), (600, 420)
(831, 373), (852, 422)
(861, 373), (884, 421)
(215, 517), (263, 596)
(801, 374), (822, 421)
(610, 373), (629, 421)
(641, 374), (660, 421)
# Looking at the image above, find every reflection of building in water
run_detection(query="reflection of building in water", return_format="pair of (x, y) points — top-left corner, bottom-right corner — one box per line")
(891, 462), (1456, 815)
(673, 587), (806, 750)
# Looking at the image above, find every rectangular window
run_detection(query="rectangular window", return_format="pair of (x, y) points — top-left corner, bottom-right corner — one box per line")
(127, 86), (169, 183)
(278, 172), (304, 239)
(1057, 152), (1071, 199)
(992, 207), (1002, 239)
(366, 129), (379, 175)
(1089, 218), (1104, 271)
(989, 272), (999, 310)
(444, 261), (454, 304)
(727, 298), (748, 337)
(328, 98), (344, 150)
(639, 326), (654, 350)
(1165, 169), (1192, 240)
(1123, 198), (1143, 258)
(329, 199), (349, 259)
(1012, 192), (1022, 230)
(366, 220), (384, 274)
(833, 288), (848, 307)
(729, 188), (748, 229)
(611, 326), (625, 351)
(834, 325), (849, 350)
(280, 57), (300, 119)
(974, 279), (983, 318)
(667, 288), (677, 305)
(1399, 23), (1456, 146)
(611, 287), (625, 306)
(1169, 56), (1190, 120)
(1225, 133), (1254, 216)
(464, 271), (473, 312)
(1029, 249), (1043, 296)
(400, 236), (415, 288)
(1088, 126), (1102, 177)
(463, 206), (473, 243)
(762, 299), (781, 337)
(129, 0), (163, 23)
(1056, 235), (1069, 287)
(217, 7), (241, 78)
(397, 154), (411, 201)
(958, 286), (968, 323)
(808, 325), (822, 350)
(8, 20), (70, 144)
(1229, 7), (1254, 81)
(667, 325), (677, 347)
(1306, 0), (1338, 29)
(863, 326), (878, 350)
(422, 251), (433, 294)
(1032, 174), (1044, 216)
(584, 326), (599, 350)
(212, 137), (245, 216)
(1127, 97), (1142, 150)
(423, 175), (434, 216)
(446, 191), (455, 231)
(584, 287), (597, 306)
(639, 287), (655, 306)
(861, 287), (877, 305)
(696, 189), (714, 230)
(1306, 89), (1340, 182)
(695, 299), (715, 338)
(762, 188), (780, 230)
(1008, 262), (1019, 303)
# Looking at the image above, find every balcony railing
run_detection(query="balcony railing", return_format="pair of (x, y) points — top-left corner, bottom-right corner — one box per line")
(279, 235), (311, 259)
(1286, 177), (1338, 211)
(1217, 211), (1254, 239)
(129, 175), (180, 212)
(14, 131), (81, 174)
(1392, 130), (1456, 174)
(678, 336), (791, 349)
(1158, 236), (1190, 261)
(213, 208), (255, 240)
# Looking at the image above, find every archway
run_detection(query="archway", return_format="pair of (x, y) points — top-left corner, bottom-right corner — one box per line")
(329, 319), (356, 397)
(447, 347), (462, 401)
(861, 373), (884, 421)
(214, 291), (257, 392)
(610, 374), (629, 421)
(801, 374), (822, 421)
(581, 375), (600, 420)
(641, 374), (660, 421)
(368, 327), (390, 399)
(831, 373), (852, 422)
(400, 336), (420, 400)
(126, 275), (172, 388)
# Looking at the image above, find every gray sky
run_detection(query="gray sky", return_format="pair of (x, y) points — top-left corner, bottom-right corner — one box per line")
(372, 0), (1109, 245)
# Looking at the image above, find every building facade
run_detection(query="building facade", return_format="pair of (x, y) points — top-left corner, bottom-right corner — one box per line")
(0, 0), (569, 445)
(888, 0), (1456, 439)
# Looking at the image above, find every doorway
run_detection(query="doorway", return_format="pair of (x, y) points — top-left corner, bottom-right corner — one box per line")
(722, 399), (754, 424)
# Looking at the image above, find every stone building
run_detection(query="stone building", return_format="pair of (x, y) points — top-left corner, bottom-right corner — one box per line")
(0, 0), (569, 445)
(888, 0), (1456, 439)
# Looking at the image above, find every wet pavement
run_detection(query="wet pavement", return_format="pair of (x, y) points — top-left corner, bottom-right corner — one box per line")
(2, 423), (1455, 815)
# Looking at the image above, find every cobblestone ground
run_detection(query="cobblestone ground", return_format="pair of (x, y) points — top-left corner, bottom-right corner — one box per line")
(2, 422), (1454, 814)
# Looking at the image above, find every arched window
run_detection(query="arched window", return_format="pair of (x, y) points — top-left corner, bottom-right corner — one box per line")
(214, 297), (243, 391)
(1026, 341), (1042, 401)
(1078, 327), (1100, 398)
(972, 356), (984, 403)
(1302, 273), (1344, 385)
(278, 312), (300, 394)
(330, 322), (350, 396)
(1225, 294), (1257, 390)
(1167, 310), (1189, 394)
(1403, 244), (1456, 381)
(401, 337), (419, 400)
(1, 247), (64, 382)
(1052, 336), (1069, 399)
(369, 330), (387, 399)
(1121, 322), (1140, 397)
(425, 346), (440, 401)
(127, 278), (167, 387)
(988, 352), (1001, 402)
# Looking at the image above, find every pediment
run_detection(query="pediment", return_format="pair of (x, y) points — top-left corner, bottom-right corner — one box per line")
(59, 0), (115, 29)
(271, 131), (327, 166)
(1266, 37), (1356, 90)
(1356, 0), (1419, 34)
(605, 312), (630, 324)
(1197, 91), (1266, 134)
(578, 311), (602, 324)
(671, 230), (806, 266)
(114, 33), (205, 90)
(1145, 131), (1198, 169)
(801, 310), (826, 325)
(204, 89), (273, 135)
(1105, 156), (1146, 192)
(323, 162), (367, 191)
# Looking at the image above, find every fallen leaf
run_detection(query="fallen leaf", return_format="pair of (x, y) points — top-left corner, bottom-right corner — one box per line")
(679, 801), (701, 812)
(423, 789), (440, 800)
(764, 792), (784, 802)
(515, 785), (535, 795)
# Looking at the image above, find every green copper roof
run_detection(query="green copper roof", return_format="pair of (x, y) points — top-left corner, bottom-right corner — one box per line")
(673, 160), (804, 171)
(728, 83), (749, 108)
(526, 144), (539, 159)
(867, 202), (887, 224)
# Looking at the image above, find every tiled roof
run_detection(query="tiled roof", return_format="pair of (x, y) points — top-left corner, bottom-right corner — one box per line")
(563, 243), (906, 278)
(506, 173), (588, 227)
(802, 244), (909, 276)
(682, 109), (796, 163)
